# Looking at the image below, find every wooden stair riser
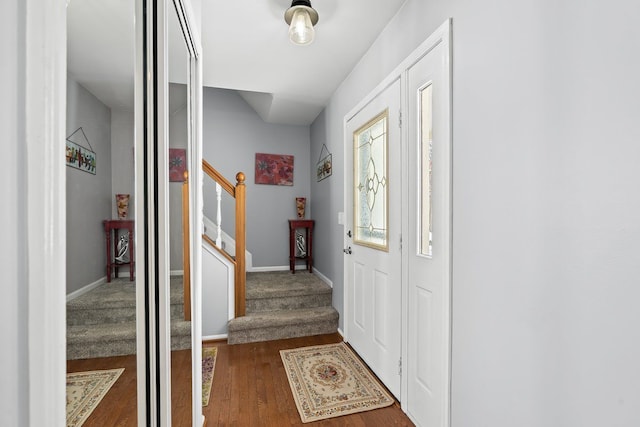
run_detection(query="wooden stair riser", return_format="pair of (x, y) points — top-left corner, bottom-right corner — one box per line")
(246, 292), (331, 313)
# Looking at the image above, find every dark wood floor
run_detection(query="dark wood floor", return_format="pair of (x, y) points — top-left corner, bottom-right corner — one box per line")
(67, 333), (414, 426)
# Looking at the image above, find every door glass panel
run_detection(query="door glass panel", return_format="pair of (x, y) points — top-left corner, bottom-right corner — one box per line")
(353, 110), (389, 251)
(419, 84), (433, 257)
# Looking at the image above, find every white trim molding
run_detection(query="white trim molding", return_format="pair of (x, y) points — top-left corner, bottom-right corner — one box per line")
(26, 0), (67, 425)
(202, 334), (228, 341)
(250, 265), (309, 272)
(66, 277), (107, 302)
(312, 267), (333, 288)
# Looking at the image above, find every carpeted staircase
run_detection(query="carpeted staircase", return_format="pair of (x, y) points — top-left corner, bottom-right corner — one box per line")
(67, 276), (191, 360)
(227, 271), (339, 345)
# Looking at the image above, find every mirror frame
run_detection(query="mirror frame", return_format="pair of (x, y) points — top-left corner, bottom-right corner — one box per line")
(136, 0), (202, 424)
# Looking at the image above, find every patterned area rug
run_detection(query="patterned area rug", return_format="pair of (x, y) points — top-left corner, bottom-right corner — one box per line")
(280, 342), (394, 423)
(66, 368), (124, 427)
(202, 347), (218, 407)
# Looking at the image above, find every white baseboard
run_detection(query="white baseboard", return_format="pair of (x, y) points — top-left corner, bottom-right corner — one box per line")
(337, 328), (345, 339)
(249, 265), (310, 272)
(66, 276), (106, 302)
(249, 265), (289, 272)
(203, 334), (228, 341)
(312, 267), (333, 288)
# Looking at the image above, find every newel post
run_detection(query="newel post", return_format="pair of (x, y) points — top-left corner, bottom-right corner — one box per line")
(182, 170), (191, 321)
(235, 172), (246, 317)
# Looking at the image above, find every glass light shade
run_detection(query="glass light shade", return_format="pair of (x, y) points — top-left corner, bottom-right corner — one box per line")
(288, 8), (315, 45)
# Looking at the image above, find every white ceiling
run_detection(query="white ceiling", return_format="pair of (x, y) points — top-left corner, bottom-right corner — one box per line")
(67, 0), (406, 125)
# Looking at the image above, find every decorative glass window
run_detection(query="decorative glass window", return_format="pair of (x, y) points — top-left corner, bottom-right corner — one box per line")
(419, 84), (433, 257)
(353, 110), (389, 251)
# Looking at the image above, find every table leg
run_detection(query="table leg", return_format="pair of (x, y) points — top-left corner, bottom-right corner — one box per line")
(129, 227), (134, 281)
(106, 228), (112, 283)
(307, 227), (313, 272)
(291, 227), (295, 273)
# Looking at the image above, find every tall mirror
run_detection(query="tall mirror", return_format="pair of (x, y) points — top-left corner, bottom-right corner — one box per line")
(167, 1), (197, 424)
(65, 0), (140, 424)
(165, 0), (204, 425)
(65, 0), (203, 424)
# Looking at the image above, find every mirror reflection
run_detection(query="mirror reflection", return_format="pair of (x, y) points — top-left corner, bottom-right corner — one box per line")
(168, 3), (196, 423)
(65, 0), (139, 424)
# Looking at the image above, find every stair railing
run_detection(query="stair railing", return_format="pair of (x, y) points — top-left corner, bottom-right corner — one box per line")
(182, 161), (247, 319)
(202, 160), (246, 317)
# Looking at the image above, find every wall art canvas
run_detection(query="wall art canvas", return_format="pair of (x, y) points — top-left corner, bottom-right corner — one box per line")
(255, 153), (294, 186)
(66, 140), (97, 175)
(169, 148), (187, 182)
(317, 153), (332, 181)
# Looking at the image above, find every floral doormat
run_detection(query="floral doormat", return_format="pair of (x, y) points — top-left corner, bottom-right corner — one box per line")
(66, 368), (124, 427)
(202, 346), (218, 406)
(280, 342), (394, 423)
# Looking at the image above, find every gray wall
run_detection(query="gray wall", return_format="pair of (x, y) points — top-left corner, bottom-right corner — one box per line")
(310, 0), (640, 425)
(169, 84), (188, 271)
(1, 0), (28, 421)
(110, 109), (135, 278)
(66, 75), (112, 294)
(111, 109), (135, 219)
(203, 88), (311, 268)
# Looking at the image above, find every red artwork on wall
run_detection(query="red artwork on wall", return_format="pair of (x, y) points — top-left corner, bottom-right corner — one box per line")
(255, 153), (294, 186)
(169, 148), (187, 182)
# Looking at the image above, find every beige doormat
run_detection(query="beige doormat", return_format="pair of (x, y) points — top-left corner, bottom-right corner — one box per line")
(66, 368), (124, 427)
(202, 346), (217, 406)
(280, 342), (394, 423)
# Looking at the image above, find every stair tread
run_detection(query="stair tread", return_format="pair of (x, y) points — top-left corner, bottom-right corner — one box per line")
(67, 319), (191, 343)
(228, 307), (338, 331)
(67, 276), (185, 310)
(246, 271), (331, 300)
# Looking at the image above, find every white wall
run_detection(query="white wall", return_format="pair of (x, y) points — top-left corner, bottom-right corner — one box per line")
(66, 76), (112, 294)
(311, 0), (640, 425)
(1, 0), (28, 423)
(203, 87), (311, 268)
(202, 245), (232, 335)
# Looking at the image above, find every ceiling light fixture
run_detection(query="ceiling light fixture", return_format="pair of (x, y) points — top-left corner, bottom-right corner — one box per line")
(284, 0), (319, 46)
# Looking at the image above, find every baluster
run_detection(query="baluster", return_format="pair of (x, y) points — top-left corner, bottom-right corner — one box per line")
(216, 182), (222, 247)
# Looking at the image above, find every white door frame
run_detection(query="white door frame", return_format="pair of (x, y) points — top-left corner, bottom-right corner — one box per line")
(343, 19), (452, 423)
(25, 0), (67, 424)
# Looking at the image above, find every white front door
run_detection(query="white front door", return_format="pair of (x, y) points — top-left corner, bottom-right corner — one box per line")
(404, 31), (452, 426)
(344, 78), (402, 399)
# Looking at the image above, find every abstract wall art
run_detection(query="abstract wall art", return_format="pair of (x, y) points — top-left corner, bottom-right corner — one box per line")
(255, 153), (294, 186)
(169, 148), (187, 182)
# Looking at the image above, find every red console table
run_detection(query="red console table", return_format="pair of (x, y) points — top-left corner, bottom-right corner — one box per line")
(288, 219), (314, 274)
(103, 219), (135, 282)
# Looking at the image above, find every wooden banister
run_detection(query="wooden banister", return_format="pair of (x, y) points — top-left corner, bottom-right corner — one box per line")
(199, 161), (247, 318)
(182, 171), (191, 321)
(203, 159), (235, 196)
(234, 172), (246, 317)
(203, 234), (236, 265)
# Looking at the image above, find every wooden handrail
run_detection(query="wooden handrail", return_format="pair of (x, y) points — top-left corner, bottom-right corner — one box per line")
(197, 161), (247, 318)
(203, 159), (235, 196)
(203, 234), (236, 265)
(182, 171), (191, 321)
